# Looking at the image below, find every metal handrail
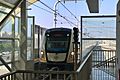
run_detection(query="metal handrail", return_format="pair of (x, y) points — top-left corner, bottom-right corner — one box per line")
(0, 45), (96, 80)
(0, 71), (16, 79)
(93, 56), (116, 67)
(92, 49), (116, 80)
(0, 70), (75, 80)
(0, 50), (92, 80)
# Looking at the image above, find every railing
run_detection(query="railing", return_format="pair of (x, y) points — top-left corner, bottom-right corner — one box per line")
(0, 70), (75, 80)
(92, 50), (116, 80)
(0, 50), (93, 80)
(93, 56), (116, 68)
(76, 49), (92, 80)
(0, 45), (95, 80)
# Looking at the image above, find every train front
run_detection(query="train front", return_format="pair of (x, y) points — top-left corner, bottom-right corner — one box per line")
(41, 28), (74, 70)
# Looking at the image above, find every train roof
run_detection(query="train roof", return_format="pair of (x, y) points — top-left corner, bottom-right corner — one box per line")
(46, 28), (72, 33)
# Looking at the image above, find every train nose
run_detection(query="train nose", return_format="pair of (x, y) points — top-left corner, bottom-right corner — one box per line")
(47, 53), (67, 62)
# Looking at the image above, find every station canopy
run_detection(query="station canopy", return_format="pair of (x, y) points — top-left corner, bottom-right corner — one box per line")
(0, 0), (37, 22)
(62, 0), (99, 13)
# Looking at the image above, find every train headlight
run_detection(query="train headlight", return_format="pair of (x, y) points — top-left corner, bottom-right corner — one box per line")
(40, 51), (46, 62)
(67, 52), (75, 63)
(71, 52), (74, 55)
(40, 51), (44, 58)
(41, 51), (44, 55)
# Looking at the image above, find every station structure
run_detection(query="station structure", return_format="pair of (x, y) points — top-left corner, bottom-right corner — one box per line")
(0, 0), (119, 80)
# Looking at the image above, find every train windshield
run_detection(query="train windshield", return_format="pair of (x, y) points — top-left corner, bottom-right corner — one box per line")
(46, 31), (71, 53)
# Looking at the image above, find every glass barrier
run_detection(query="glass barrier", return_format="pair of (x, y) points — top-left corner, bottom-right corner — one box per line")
(27, 17), (34, 60)
(82, 17), (116, 38)
(0, 16), (13, 38)
(0, 6), (11, 22)
(81, 16), (116, 59)
(0, 40), (12, 63)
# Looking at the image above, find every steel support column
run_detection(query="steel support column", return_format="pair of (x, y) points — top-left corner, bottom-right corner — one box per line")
(116, 1), (120, 80)
(11, 15), (15, 71)
(19, 0), (27, 69)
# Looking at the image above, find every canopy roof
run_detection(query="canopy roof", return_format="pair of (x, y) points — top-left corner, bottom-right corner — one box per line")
(0, 0), (37, 22)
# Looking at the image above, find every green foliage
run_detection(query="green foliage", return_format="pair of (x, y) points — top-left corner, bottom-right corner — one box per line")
(0, 44), (4, 52)
(0, 42), (12, 52)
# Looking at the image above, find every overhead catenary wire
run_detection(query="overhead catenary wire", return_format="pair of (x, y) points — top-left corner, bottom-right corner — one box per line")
(5, 1), (88, 36)
(37, 0), (77, 27)
(37, 0), (55, 12)
(27, 0), (53, 14)
(27, 0), (77, 27)
(57, 13), (77, 26)
(59, 1), (79, 22)
(33, 0), (106, 38)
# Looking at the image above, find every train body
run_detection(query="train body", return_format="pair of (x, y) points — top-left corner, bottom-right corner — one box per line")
(40, 28), (75, 70)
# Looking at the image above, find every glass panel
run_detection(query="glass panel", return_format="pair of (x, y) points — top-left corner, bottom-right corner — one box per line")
(0, 12), (7, 22)
(0, 6), (11, 22)
(82, 17), (116, 38)
(27, 17), (34, 60)
(34, 26), (39, 49)
(46, 40), (69, 52)
(34, 26), (39, 59)
(0, 0), (21, 23)
(45, 30), (71, 53)
(0, 0), (22, 74)
(0, 16), (13, 38)
(33, 26), (46, 59)
(15, 17), (20, 38)
(0, 40), (12, 63)
(81, 16), (116, 58)
(82, 40), (98, 56)
(15, 40), (19, 61)
(0, 6), (11, 13)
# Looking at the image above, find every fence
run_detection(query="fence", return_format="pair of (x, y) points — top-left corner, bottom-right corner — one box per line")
(92, 50), (116, 80)
(0, 50), (93, 80)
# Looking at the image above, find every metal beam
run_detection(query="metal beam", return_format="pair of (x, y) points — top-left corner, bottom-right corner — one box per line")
(86, 0), (99, 13)
(0, 56), (12, 72)
(0, 37), (19, 40)
(82, 38), (116, 40)
(0, 10), (18, 17)
(0, 0), (14, 8)
(0, 0), (16, 8)
(0, 0), (23, 30)
(81, 15), (116, 18)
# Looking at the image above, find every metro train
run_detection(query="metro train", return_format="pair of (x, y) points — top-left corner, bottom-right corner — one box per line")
(39, 27), (78, 70)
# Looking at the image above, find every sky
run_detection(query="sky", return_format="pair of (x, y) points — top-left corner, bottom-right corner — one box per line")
(28, 0), (118, 29)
